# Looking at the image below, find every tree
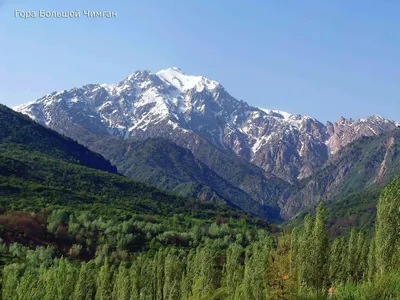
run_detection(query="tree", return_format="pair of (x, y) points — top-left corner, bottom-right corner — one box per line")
(163, 250), (184, 300)
(297, 214), (314, 289)
(375, 179), (400, 274)
(95, 258), (115, 300)
(355, 231), (368, 281)
(329, 237), (347, 286)
(312, 201), (329, 292)
(189, 246), (216, 300)
(267, 233), (296, 300)
(367, 237), (376, 281)
(2, 264), (20, 300)
(242, 238), (271, 300)
(16, 270), (45, 300)
(221, 243), (244, 298)
(346, 228), (358, 282)
(73, 261), (97, 300)
(55, 257), (78, 300)
(112, 262), (130, 300)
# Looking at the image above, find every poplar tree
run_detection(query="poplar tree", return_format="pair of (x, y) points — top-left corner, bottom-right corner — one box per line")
(267, 233), (295, 300)
(312, 201), (329, 292)
(375, 179), (400, 274)
(112, 262), (130, 300)
(297, 214), (314, 288)
(73, 261), (97, 300)
(16, 270), (44, 300)
(163, 250), (184, 300)
(329, 237), (347, 285)
(346, 228), (357, 281)
(55, 257), (78, 300)
(95, 258), (115, 300)
(154, 249), (166, 300)
(190, 246), (216, 300)
(221, 243), (244, 298)
(2, 264), (20, 300)
(242, 238), (271, 300)
(44, 266), (58, 300)
(355, 231), (368, 281)
(367, 237), (376, 281)
(130, 256), (142, 300)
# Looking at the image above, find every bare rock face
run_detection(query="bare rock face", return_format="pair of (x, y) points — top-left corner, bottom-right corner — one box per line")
(326, 116), (397, 155)
(280, 129), (400, 219)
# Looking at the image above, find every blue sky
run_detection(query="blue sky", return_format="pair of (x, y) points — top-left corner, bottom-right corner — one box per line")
(1, 1), (399, 122)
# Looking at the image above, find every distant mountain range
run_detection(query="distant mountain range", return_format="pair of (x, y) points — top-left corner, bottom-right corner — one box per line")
(13, 67), (400, 220)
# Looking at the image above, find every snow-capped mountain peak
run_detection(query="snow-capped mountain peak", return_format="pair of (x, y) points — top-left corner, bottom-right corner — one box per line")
(13, 67), (399, 182)
(157, 67), (219, 92)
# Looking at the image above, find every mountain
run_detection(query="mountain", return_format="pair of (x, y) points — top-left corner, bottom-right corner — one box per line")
(0, 104), (261, 224)
(14, 68), (398, 182)
(281, 128), (400, 219)
(86, 136), (282, 220)
(326, 115), (399, 154)
(13, 68), (399, 219)
(0, 104), (116, 174)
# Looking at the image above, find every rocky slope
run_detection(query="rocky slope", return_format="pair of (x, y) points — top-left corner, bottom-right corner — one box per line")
(87, 136), (284, 220)
(15, 68), (398, 182)
(13, 68), (399, 219)
(280, 128), (400, 218)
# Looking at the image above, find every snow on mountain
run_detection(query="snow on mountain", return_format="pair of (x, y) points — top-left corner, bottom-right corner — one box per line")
(13, 67), (398, 182)
(157, 67), (219, 92)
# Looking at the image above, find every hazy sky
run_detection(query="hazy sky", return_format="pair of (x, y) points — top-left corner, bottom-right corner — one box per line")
(1, 0), (399, 122)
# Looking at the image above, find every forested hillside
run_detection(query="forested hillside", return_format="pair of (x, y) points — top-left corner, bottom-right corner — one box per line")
(0, 104), (271, 249)
(1, 104), (399, 299)
(0, 104), (117, 174)
(1, 180), (399, 299)
(87, 136), (281, 221)
(281, 129), (400, 218)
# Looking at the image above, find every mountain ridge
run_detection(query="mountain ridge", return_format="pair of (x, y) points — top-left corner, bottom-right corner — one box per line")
(14, 67), (398, 183)
(11, 68), (400, 220)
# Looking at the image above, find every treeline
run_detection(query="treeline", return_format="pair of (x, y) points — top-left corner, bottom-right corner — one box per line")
(1, 179), (400, 299)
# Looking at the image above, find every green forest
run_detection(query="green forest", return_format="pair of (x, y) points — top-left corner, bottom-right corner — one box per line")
(1, 179), (399, 299)
(0, 105), (399, 299)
